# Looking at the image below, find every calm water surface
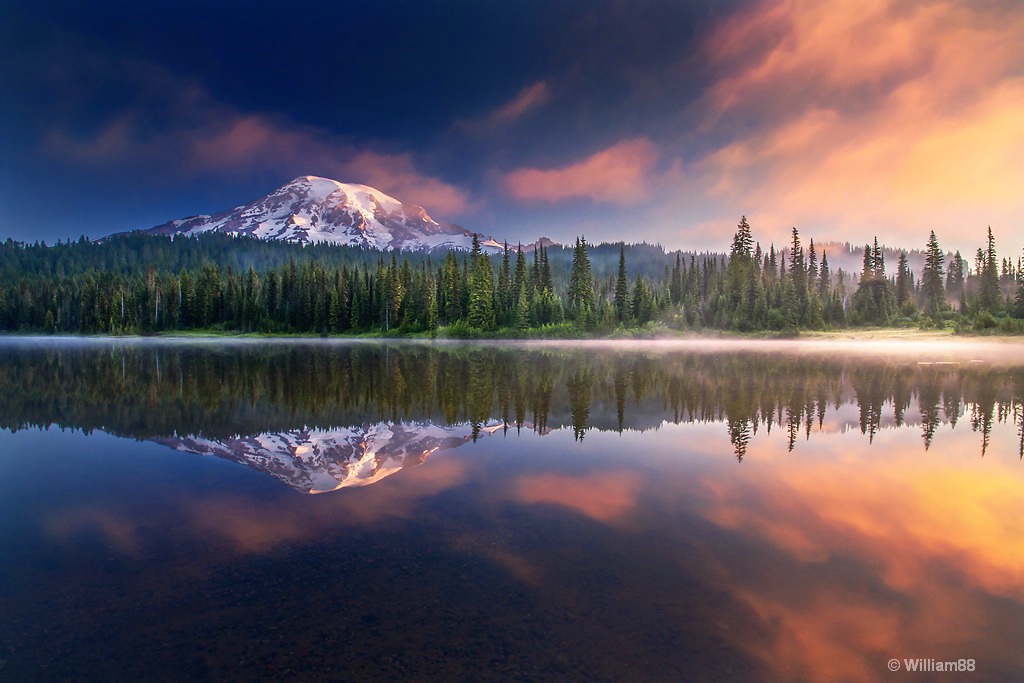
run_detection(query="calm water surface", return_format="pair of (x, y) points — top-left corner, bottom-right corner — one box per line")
(1, 338), (1023, 682)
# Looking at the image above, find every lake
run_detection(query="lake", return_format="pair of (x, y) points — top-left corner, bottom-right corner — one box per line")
(1, 337), (1022, 682)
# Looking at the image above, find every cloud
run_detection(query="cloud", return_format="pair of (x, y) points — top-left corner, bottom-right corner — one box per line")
(41, 61), (471, 218)
(455, 81), (551, 133)
(682, 0), (1024, 251)
(503, 138), (664, 205)
(695, 427), (1024, 681)
(48, 457), (471, 556)
(511, 470), (643, 522)
(341, 150), (472, 218)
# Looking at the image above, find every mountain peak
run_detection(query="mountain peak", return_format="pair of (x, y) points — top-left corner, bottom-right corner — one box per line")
(142, 175), (490, 252)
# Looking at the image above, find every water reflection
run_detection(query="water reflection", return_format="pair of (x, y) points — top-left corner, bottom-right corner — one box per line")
(0, 339), (1021, 476)
(1, 338), (1023, 681)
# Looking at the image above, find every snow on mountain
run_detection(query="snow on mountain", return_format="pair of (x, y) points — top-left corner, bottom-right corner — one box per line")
(143, 175), (504, 252)
(150, 420), (504, 494)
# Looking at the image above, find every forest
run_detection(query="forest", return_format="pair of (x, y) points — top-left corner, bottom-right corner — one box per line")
(0, 219), (1022, 336)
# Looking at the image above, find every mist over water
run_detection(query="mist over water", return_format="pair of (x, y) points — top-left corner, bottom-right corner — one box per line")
(1, 338), (1022, 681)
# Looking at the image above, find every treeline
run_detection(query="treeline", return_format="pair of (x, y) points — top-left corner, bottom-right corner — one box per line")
(1, 342), (1020, 459)
(0, 221), (1022, 335)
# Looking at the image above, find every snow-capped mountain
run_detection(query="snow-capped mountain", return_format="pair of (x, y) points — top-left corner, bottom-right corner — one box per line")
(150, 420), (505, 494)
(143, 175), (505, 251)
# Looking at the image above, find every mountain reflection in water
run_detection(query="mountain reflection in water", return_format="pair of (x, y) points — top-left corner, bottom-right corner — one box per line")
(0, 338), (1022, 682)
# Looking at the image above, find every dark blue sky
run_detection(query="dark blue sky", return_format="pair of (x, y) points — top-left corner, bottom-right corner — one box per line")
(1, 0), (1021, 253)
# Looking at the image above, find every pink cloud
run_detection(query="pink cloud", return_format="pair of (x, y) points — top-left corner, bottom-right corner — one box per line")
(340, 150), (471, 217)
(511, 470), (643, 523)
(682, 0), (1024, 252)
(42, 63), (471, 219)
(503, 138), (662, 205)
(454, 81), (550, 134)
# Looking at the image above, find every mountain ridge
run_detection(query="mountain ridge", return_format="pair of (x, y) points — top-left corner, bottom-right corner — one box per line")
(139, 175), (509, 252)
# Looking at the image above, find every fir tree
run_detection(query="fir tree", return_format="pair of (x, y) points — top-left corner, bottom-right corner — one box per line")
(789, 227), (807, 308)
(895, 251), (911, 307)
(818, 251), (830, 296)
(920, 231), (945, 318)
(568, 236), (595, 321)
(614, 243), (630, 323)
(670, 253), (682, 306)
(979, 227), (1002, 313)
(468, 234), (495, 329)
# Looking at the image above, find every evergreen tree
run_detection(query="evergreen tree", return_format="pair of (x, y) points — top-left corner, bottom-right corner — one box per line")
(730, 216), (754, 261)
(979, 227), (1002, 313)
(789, 227), (807, 309)
(568, 236), (595, 321)
(946, 250), (965, 294)
(670, 253), (682, 306)
(468, 234), (496, 329)
(513, 243), (527, 300)
(539, 244), (553, 292)
(807, 239), (818, 290)
(895, 251), (911, 307)
(920, 231), (945, 318)
(852, 239), (896, 325)
(515, 283), (530, 330)
(614, 243), (630, 323)
(497, 241), (512, 325)
(818, 251), (830, 296)
(631, 275), (652, 324)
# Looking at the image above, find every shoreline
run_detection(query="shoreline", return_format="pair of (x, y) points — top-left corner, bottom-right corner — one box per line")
(1, 329), (1023, 359)
(1, 327), (1022, 342)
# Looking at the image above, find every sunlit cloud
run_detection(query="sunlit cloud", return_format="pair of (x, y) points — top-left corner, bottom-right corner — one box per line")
(683, 0), (1024, 251)
(696, 426), (1024, 681)
(41, 61), (472, 218)
(503, 138), (666, 205)
(511, 470), (643, 522)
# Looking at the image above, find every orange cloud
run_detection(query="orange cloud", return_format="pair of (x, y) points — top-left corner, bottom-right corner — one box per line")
(512, 470), (642, 522)
(687, 0), (1024, 251)
(697, 427), (1024, 681)
(503, 138), (661, 204)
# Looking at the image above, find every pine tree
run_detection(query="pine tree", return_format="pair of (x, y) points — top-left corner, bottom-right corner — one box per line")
(807, 239), (818, 289)
(540, 245), (553, 293)
(670, 253), (682, 306)
(631, 275), (651, 324)
(818, 251), (830, 296)
(789, 227), (807, 308)
(468, 234), (495, 329)
(852, 238), (896, 325)
(895, 251), (911, 307)
(513, 243), (527, 298)
(730, 216), (753, 261)
(515, 282), (530, 330)
(979, 227), (1002, 313)
(568, 236), (595, 320)
(497, 241), (512, 325)
(614, 243), (629, 323)
(920, 231), (945, 318)
(946, 250), (965, 294)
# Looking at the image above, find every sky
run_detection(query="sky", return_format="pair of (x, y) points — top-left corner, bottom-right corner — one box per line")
(1, 0), (1022, 255)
